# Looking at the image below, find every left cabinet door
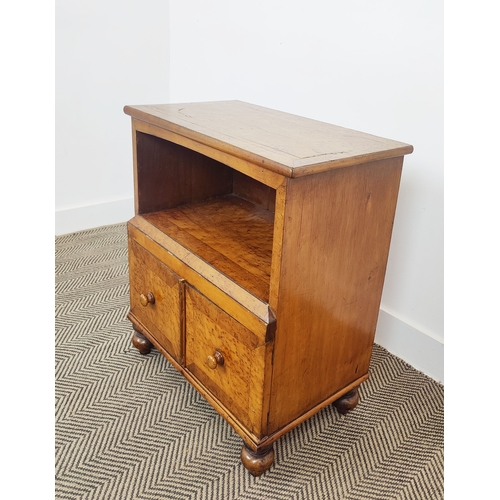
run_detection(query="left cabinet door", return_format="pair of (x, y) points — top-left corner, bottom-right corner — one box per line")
(128, 237), (184, 364)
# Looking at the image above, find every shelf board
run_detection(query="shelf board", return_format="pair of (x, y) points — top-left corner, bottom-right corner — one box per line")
(141, 195), (274, 302)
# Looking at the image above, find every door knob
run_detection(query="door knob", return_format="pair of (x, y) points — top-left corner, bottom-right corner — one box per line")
(207, 350), (224, 370)
(139, 292), (155, 307)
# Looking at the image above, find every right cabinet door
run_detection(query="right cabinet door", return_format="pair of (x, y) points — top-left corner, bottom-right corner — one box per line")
(184, 284), (271, 438)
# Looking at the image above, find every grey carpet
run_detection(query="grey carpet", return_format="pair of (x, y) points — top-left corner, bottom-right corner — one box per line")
(55, 222), (444, 500)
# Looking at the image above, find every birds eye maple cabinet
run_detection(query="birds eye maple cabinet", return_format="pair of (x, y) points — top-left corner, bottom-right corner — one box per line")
(124, 101), (413, 475)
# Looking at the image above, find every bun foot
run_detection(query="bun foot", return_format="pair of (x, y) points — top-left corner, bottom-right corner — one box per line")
(333, 387), (360, 415)
(132, 330), (153, 355)
(241, 443), (274, 476)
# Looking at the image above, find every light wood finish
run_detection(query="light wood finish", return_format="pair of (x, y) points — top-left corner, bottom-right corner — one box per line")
(233, 171), (276, 212)
(127, 218), (273, 333)
(130, 309), (368, 450)
(257, 374), (368, 449)
(124, 101), (412, 474)
(134, 127), (233, 214)
(124, 101), (413, 178)
(127, 311), (270, 447)
(185, 285), (272, 437)
(267, 156), (404, 432)
(132, 119), (286, 191)
(128, 238), (184, 363)
(142, 195), (274, 303)
(268, 182), (287, 312)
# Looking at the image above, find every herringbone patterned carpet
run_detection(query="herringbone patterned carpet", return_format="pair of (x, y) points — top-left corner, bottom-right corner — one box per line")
(55, 223), (444, 500)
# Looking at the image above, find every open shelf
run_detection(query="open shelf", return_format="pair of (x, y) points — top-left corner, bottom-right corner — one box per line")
(135, 130), (278, 303)
(142, 194), (274, 302)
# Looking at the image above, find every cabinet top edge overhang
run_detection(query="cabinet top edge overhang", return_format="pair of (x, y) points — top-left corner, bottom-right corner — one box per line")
(124, 100), (413, 179)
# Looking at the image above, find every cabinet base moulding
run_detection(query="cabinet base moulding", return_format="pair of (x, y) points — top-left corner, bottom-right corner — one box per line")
(128, 310), (368, 451)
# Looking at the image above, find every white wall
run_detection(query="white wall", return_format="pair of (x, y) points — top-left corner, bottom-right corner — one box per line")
(55, 0), (443, 381)
(55, 0), (170, 235)
(169, 0), (443, 381)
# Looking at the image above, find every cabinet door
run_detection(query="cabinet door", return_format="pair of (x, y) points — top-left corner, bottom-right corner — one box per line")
(185, 285), (272, 438)
(128, 238), (184, 363)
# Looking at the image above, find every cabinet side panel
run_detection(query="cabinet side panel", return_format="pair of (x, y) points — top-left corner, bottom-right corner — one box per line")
(233, 171), (276, 212)
(268, 157), (403, 432)
(135, 128), (233, 213)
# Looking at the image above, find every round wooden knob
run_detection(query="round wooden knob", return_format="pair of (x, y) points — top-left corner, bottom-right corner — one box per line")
(206, 350), (224, 370)
(139, 292), (155, 307)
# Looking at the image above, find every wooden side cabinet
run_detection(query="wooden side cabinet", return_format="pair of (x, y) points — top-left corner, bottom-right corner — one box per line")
(123, 101), (413, 475)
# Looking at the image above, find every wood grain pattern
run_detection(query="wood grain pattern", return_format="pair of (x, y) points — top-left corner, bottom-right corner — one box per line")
(124, 101), (414, 471)
(128, 310), (268, 448)
(142, 195), (274, 302)
(257, 374), (369, 449)
(129, 308), (369, 452)
(185, 285), (272, 437)
(233, 171), (276, 212)
(135, 130), (233, 214)
(133, 119), (287, 189)
(267, 157), (403, 432)
(128, 219), (272, 335)
(268, 182), (287, 312)
(124, 101), (413, 178)
(128, 238), (184, 363)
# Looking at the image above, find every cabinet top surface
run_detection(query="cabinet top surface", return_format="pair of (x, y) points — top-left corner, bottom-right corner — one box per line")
(124, 100), (413, 177)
